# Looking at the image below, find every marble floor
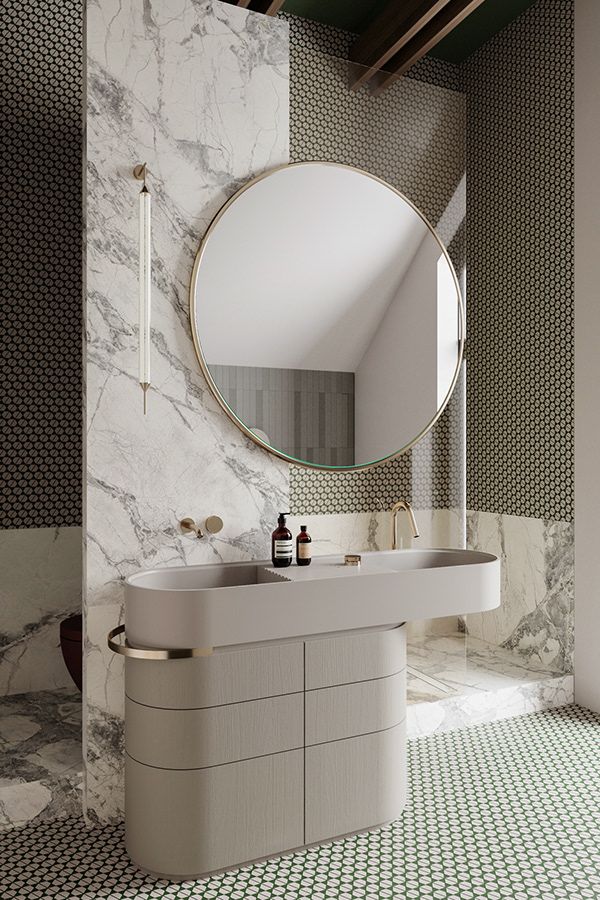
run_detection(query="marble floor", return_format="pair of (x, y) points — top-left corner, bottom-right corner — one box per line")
(0, 688), (82, 831)
(407, 632), (574, 737)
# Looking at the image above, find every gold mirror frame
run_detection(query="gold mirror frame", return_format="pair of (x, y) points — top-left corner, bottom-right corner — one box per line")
(189, 161), (465, 473)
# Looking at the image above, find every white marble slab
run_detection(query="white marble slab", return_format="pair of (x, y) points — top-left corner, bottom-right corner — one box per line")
(0, 527), (81, 695)
(407, 675), (574, 739)
(85, 0), (290, 823)
(293, 507), (464, 557)
(406, 631), (574, 738)
(466, 511), (574, 673)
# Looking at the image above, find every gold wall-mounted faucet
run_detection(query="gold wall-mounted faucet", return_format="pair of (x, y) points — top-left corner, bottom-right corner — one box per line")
(180, 516), (224, 539)
(390, 500), (420, 550)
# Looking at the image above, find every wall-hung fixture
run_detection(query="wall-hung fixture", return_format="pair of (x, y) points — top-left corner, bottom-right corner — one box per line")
(190, 161), (464, 470)
(179, 516), (224, 539)
(133, 163), (151, 414)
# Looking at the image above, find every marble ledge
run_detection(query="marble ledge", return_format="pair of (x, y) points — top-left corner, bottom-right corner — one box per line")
(407, 675), (574, 740)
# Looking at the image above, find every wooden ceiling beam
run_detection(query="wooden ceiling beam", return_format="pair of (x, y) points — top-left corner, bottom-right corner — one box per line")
(349, 0), (452, 88)
(230, 0), (285, 12)
(248, 0), (286, 14)
(372, 0), (487, 95)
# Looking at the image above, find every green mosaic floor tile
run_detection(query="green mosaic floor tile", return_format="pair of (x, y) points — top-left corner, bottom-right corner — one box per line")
(0, 705), (598, 899)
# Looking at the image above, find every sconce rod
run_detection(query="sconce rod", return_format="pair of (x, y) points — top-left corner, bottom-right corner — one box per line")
(134, 163), (151, 414)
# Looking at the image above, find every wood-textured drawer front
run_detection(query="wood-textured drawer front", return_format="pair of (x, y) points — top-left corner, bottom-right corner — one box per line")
(125, 640), (303, 709)
(305, 721), (406, 845)
(126, 750), (304, 879)
(126, 692), (303, 769)
(305, 625), (406, 690)
(306, 669), (405, 746)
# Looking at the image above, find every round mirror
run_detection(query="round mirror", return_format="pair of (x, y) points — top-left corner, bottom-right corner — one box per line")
(190, 162), (463, 470)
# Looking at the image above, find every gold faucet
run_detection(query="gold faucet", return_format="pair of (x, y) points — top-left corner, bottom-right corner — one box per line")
(390, 500), (420, 550)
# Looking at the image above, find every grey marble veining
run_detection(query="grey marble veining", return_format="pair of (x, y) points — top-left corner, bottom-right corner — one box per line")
(0, 689), (82, 831)
(85, 0), (290, 822)
(407, 674), (574, 738)
(502, 519), (574, 672)
(406, 632), (573, 738)
(408, 632), (563, 698)
(0, 527), (81, 695)
(466, 510), (574, 673)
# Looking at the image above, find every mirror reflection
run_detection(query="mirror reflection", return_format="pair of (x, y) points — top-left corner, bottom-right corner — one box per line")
(192, 163), (463, 470)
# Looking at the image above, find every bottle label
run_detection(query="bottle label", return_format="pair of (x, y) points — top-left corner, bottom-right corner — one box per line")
(274, 539), (293, 558)
(298, 543), (311, 560)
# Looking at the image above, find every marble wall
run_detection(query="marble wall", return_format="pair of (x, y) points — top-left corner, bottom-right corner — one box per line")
(84, 0), (289, 823)
(466, 511), (574, 673)
(0, 527), (81, 696)
(292, 507), (461, 557)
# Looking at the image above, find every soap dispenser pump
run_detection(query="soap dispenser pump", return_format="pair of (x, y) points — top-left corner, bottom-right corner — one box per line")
(271, 513), (293, 567)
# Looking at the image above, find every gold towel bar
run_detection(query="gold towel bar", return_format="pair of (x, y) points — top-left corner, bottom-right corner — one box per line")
(107, 624), (213, 659)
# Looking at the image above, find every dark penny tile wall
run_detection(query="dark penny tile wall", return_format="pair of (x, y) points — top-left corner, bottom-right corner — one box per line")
(1, 0), (83, 528)
(463, 0), (574, 521)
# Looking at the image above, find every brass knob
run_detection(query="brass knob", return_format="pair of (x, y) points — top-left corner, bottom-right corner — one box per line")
(205, 515), (223, 535)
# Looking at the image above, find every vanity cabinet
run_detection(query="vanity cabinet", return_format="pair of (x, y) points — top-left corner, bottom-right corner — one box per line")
(305, 722), (406, 845)
(126, 750), (304, 879)
(305, 669), (406, 745)
(125, 692), (304, 768)
(124, 624), (407, 880)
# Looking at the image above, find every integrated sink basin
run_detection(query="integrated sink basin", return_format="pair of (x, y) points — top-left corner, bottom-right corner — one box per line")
(125, 549), (500, 652)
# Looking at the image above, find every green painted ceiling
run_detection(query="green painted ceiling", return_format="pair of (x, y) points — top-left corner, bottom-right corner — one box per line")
(281, 0), (538, 63)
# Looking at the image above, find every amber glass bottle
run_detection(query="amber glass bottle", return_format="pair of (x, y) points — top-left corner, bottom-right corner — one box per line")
(296, 525), (312, 566)
(271, 513), (293, 567)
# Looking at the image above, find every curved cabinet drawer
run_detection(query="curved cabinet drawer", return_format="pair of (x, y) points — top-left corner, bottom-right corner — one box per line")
(126, 749), (304, 879)
(125, 639), (303, 709)
(305, 625), (406, 690)
(126, 692), (303, 769)
(305, 720), (406, 845)
(306, 669), (405, 745)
